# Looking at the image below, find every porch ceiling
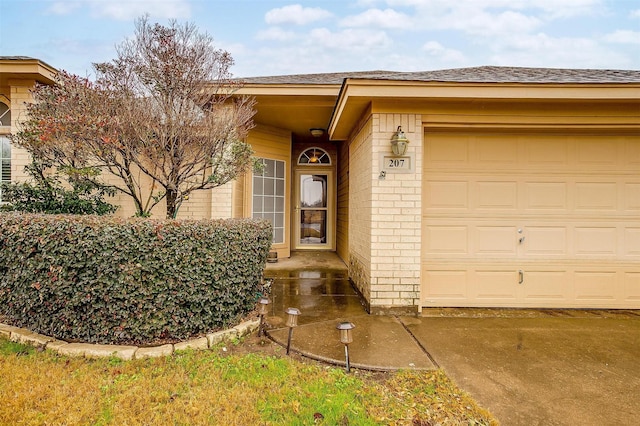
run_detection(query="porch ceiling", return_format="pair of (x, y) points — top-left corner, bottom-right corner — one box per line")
(251, 94), (339, 140)
(236, 84), (342, 140)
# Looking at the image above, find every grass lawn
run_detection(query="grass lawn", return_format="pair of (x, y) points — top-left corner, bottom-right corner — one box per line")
(0, 335), (497, 425)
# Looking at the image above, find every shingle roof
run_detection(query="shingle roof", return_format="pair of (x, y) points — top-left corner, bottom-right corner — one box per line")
(240, 66), (640, 85)
(0, 56), (39, 61)
(239, 70), (400, 85)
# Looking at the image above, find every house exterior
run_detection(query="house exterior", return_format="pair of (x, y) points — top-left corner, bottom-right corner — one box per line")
(2, 56), (639, 313)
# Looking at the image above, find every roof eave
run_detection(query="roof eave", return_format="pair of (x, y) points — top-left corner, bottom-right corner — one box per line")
(328, 79), (640, 140)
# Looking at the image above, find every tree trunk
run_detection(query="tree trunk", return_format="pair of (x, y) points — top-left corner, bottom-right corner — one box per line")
(166, 188), (178, 219)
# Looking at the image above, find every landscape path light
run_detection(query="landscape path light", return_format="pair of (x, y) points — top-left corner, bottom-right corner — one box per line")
(285, 307), (301, 355)
(337, 322), (355, 373)
(257, 296), (270, 337)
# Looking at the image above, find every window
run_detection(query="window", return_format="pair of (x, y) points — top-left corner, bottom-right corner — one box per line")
(0, 103), (10, 127)
(0, 136), (10, 202)
(253, 158), (286, 244)
(298, 147), (330, 165)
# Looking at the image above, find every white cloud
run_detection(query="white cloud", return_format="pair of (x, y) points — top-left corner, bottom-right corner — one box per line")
(630, 9), (640, 19)
(488, 32), (631, 69)
(340, 8), (413, 29)
(603, 30), (640, 45)
(459, 10), (542, 36)
(422, 41), (466, 64)
(265, 4), (332, 26)
(309, 28), (393, 51)
(48, 0), (191, 20)
(256, 27), (296, 42)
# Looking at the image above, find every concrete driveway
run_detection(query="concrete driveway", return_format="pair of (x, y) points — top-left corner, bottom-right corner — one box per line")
(265, 253), (640, 425)
(408, 311), (640, 425)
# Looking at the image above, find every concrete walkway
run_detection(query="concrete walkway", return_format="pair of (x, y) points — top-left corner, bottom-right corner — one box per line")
(263, 252), (640, 425)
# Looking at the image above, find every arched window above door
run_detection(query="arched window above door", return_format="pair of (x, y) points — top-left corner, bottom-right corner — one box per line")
(0, 103), (10, 127)
(298, 147), (331, 165)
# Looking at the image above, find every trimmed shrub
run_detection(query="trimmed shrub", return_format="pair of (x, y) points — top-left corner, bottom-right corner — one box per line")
(0, 213), (272, 345)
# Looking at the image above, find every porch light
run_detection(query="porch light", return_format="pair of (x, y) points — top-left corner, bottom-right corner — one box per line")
(390, 126), (409, 156)
(337, 321), (355, 372)
(309, 149), (320, 163)
(257, 297), (270, 337)
(310, 128), (324, 138)
(285, 307), (301, 355)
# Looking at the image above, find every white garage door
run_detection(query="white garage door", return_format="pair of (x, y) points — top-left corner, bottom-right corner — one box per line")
(421, 132), (640, 308)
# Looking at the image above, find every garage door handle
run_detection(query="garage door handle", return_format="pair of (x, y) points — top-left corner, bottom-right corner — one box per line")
(518, 270), (524, 284)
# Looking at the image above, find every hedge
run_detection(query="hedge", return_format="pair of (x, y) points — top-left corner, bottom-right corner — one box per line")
(0, 213), (272, 345)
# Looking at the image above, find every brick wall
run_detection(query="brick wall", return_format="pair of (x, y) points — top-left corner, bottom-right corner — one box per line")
(347, 116), (373, 303)
(348, 112), (423, 313)
(9, 82), (35, 182)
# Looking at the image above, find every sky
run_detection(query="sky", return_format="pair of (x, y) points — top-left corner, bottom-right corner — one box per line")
(1, 0), (639, 78)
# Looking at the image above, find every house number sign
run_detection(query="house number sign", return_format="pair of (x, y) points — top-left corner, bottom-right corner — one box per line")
(380, 154), (413, 173)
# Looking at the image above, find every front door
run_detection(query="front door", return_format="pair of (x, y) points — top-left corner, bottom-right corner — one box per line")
(294, 170), (333, 249)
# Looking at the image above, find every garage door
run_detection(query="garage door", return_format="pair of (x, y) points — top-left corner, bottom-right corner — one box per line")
(421, 132), (640, 308)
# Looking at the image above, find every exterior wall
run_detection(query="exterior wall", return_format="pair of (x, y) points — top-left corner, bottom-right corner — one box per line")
(8, 81), (36, 183)
(347, 116), (373, 305)
(176, 182), (212, 219)
(336, 140), (349, 264)
(209, 181), (234, 218)
(369, 113), (422, 313)
(246, 125), (292, 258)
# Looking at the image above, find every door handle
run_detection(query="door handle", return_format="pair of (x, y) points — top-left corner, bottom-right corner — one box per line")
(518, 270), (524, 284)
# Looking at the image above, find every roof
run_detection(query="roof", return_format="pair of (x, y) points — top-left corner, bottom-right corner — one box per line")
(241, 66), (640, 85)
(239, 70), (400, 85)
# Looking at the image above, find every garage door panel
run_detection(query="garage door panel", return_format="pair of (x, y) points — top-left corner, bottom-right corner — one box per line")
(476, 226), (517, 256)
(624, 273), (640, 301)
(524, 137), (570, 167)
(425, 225), (468, 254)
(624, 228), (640, 256)
(524, 182), (568, 210)
(424, 270), (468, 300)
(575, 182), (618, 211)
(626, 140), (640, 167)
(524, 227), (568, 256)
(425, 181), (468, 209)
(427, 135), (469, 165)
(422, 132), (640, 309)
(474, 270), (517, 299)
(574, 227), (618, 256)
(574, 271), (617, 301)
(576, 138), (619, 167)
(476, 181), (518, 210)
(520, 270), (570, 301)
(625, 183), (640, 210)
(476, 136), (518, 165)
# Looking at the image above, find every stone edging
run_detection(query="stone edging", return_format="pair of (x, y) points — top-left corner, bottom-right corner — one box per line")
(0, 319), (260, 360)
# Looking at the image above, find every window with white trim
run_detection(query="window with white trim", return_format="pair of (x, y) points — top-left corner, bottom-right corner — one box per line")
(0, 102), (10, 127)
(0, 136), (11, 202)
(298, 147), (330, 165)
(252, 158), (286, 244)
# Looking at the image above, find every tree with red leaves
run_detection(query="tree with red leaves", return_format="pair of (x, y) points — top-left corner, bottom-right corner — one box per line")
(12, 16), (255, 218)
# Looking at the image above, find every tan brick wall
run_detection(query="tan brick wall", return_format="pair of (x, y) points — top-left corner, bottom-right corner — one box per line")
(336, 140), (349, 264)
(347, 116), (373, 302)
(347, 112), (423, 312)
(9, 82), (36, 183)
(369, 113), (422, 311)
(208, 181), (234, 219)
